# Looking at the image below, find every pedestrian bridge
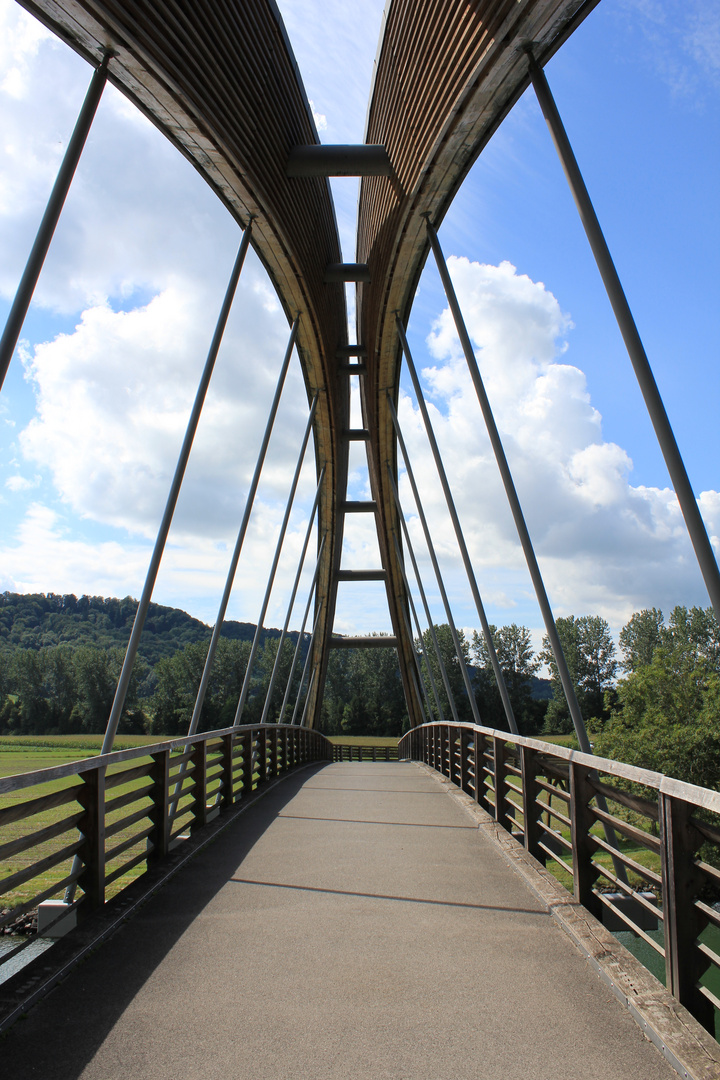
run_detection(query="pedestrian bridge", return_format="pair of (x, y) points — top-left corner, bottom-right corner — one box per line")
(1, 724), (719, 1079)
(2, 1), (720, 1075)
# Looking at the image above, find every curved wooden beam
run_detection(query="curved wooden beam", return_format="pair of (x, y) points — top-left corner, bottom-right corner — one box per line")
(17, 0), (350, 725)
(357, 0), (600, 724)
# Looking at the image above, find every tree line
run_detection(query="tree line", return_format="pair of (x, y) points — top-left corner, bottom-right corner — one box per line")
(1, 591), (717, 791)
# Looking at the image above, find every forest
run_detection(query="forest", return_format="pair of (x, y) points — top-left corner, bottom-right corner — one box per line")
(0, 592), (718, 790)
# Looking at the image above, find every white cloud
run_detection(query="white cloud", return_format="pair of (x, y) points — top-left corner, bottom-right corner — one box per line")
(309, 100), (327, 131)
(18, 270), (312, 541)
(5, 472), (39, 491)
(0, 500), (321, 629)
(400, 257), (719, 630)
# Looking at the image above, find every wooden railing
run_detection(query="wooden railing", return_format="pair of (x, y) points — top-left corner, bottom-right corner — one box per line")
(0, 725), (331, 971)
(399, 722), (720, 1037)
(332, 743), (398, 762)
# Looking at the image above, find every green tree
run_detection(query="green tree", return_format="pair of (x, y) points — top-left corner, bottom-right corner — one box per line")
(472, 624), (542, 733)
(619, 608), (665, 673)
(596, 610), (720, 790)
(541, 615), (617, 734)
(416, 624), (472, 723)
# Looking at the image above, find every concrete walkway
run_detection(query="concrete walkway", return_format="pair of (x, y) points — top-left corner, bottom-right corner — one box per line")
(2, 763), (678, 1079)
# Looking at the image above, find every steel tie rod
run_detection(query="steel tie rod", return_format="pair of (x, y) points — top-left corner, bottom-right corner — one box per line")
(395, 315), (518, 734)
(0, 54), (110, 391)
(387, 394), (482, 725)
(386, 454), (462, 725)
(277, 536), (326, 725)
(233, 394), (319, 726)
(189, 316), (300, 735)
(425, 218), (628, 881)
(101, 222), (254, 756)
(425, 218), (590, 753)
(291, 600), (324, 725)
(528, 51), (720, 624)
(392, 532), (444, 722)
(260, 466), (325, 723)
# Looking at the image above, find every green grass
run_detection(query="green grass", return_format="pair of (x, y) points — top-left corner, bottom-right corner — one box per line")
(0, 738), (197, 915)
(0, 734), (164, 754)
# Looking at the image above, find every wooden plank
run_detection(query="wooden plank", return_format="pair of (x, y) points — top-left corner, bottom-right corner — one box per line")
(569, 762), (601, 919)
(660, 792), (714, 1032)
(0, 837), (83, 897)
(78, 766), (105, 914)
(0, 810), (83, 861)
(0, 782), (84, 827)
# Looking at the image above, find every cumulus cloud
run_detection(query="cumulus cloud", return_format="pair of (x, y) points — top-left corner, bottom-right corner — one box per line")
(0, 1), (325, 625)
(17, 269), (311, 541)
(399, 257), (718, 630)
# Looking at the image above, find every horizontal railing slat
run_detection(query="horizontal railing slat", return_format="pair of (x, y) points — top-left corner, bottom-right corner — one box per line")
(0, 809), (84, 861)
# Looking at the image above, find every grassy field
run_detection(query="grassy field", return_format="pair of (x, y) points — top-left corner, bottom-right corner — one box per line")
(0, 736), (197, 916)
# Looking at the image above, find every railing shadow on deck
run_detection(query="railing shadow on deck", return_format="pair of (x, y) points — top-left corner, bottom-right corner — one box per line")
(399, 721), (720, 1040)
(0, 724), (331, 1006)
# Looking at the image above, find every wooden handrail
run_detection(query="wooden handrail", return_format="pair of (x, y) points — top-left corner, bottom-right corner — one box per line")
(399, 720), (720, 1036)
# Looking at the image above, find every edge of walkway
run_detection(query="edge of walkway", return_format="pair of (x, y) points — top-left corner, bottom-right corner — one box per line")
(416, 763), (720, 1080)
(0, 761), (327, 1037)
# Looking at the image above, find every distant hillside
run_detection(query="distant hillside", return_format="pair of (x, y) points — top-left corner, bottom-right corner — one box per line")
(530, 675), (552, 700)
(0, 592), (288, 669)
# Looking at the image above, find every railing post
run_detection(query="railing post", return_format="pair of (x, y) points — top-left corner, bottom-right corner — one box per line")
(149, 749), (170, 863)
(448, 727), (457, 784)
(493, 737), (509, 831)
(190, 739), (208, 831)
(240, 730), (253, 798)
(660, 792), (713, 1031)
(475, 731), (490, 811)
(459, 727), (470, 794)
(569, 762), (601, 919)
(78, 765), (106, 914)
(520, 746), (544, 864)
(221, 733), (234, 808)
(268, 728), (278, 778)
(257, 727), (268, 782)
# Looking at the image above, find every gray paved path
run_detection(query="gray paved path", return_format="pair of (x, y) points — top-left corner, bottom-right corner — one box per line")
(2, 762), (676, 1079)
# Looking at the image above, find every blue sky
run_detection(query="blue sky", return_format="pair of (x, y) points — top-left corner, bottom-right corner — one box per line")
(0, 0), (718, 651)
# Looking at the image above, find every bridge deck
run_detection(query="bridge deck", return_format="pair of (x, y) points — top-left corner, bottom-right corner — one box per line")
(3, 762), (676, 1079)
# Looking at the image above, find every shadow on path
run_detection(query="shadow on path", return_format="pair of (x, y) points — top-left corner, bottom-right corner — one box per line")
(0, 763), (329, 1079)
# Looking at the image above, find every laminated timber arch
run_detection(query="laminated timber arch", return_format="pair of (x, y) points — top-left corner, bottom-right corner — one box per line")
(356, 0), (601, 726)
(17, 0), (350, 725)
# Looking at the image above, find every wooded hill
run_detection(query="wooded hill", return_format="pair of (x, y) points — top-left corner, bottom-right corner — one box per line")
(0, 592), (290, 668)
